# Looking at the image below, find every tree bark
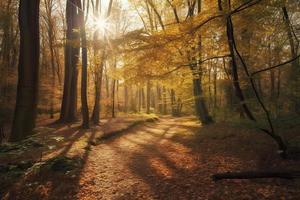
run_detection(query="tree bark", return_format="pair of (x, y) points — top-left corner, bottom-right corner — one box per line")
(10, 0), (40, 141)
(111, 58), (117, 118)
(60, 0), (80, 123)
(124, 85), (128, 113)
(162, 86), (167, 114)
(190, 63), (213, 124)
(156, 84), (163, 113)
(146, 81), (151, 114)
(91, 50), (105, 124)
(79, 0), (90, 128)
(44, 0), (57, 119)
(225, 8), (256, 121)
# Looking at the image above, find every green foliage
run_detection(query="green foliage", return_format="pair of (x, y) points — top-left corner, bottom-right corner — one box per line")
(0, 138), (44, 154)
(46, 156), (82, 173)
(0, 160), (34, 182)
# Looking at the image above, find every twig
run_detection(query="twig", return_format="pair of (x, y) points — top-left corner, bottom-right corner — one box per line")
(251, 54), (300, 76)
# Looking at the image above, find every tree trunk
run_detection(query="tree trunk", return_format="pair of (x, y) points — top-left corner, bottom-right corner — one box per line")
(170, 89), (176, 116)
(44, 0), (57, 119)
(49, 24), (56, 119)
(191, 64), (213, 124)
(214, 66), (217, 109)
(156, 84), (163, 113)
(124, 85), (128, 113)
(10, 0), (40, 141)
(111, 59), (117, 118)
(79, 1), (89, 128)
(208, 66), (212, 110)
(141, 87), (146, 109)
(162, 86), (167, 114)
(91, 51), (105, 124)
(92, 78), (100, 124)
(131, 85), (137, 112)
(138, 87), (142, 112)
(225, 12), (256, 121)
(146, 81), (151, 114)
(60, 0), (80, 123)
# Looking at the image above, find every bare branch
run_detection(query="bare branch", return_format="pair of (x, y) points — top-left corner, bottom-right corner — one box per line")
(251, 54), (300, 77)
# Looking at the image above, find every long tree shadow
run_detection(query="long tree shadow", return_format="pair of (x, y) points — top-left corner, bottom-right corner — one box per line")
(108, 121), (300, 199)
(3, 117), (300, 199)
(106, 126), (213, 199)
(2, 124), (97, 200)
(43, 128), (97, 200)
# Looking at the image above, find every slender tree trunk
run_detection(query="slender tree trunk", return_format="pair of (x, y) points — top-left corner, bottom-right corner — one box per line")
(111, 59), (117, 118)
(190, 63), (213, 124)
(91, 51), (105, 124)
(141, 87), (146, 109)
(225, 10), (256, 121)
(79, 1), (89, 128)
(223, 58), (233, 110)
(131, 85), (137, 112)
(188, 0), (213, 124)
(49, 28), (56, 119)
(170, 89), (177, 116)
(208, 66), (212, 110)
(214, 66), (217, 109)
(146, 80), (151, 114)
(105, 68), (109, 98)
(91, 0), (114, 122)
(117, 80), (120, 111)
(151, 89), (156, 110)
(10, 0), (40, 141)
(124, 85), (128, 113)
(138, 87), (142, 112)
(112, 81), (116, 118)
(92, 78), (100, 123)
(156, 84), (163, 113)
(44, 0), (56, 119)
(162, 86), (167, 114)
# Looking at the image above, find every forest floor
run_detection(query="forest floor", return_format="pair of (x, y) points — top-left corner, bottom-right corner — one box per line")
(1, 115), (300, 199)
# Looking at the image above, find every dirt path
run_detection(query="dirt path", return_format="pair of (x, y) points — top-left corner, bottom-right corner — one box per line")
(76, 117), (205, 200)
(3, 116), (300, 200)
(73, 117), (300, 200)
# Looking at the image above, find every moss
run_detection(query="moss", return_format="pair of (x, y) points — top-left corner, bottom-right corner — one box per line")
(45, 156), (82, 173)
(0, 138), (44, 154)
(0, 160), (34, 177)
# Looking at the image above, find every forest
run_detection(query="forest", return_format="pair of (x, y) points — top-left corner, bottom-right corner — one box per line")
(0, 0), (300, 199)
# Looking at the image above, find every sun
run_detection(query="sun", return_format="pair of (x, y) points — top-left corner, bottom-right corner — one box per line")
(89, 16), (110, 34)
(95, 18), (109, 31)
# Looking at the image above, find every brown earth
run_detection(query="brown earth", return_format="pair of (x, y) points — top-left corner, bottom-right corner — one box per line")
(2, 116), (300, 200)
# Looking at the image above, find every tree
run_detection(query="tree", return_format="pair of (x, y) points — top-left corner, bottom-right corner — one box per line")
(79, 0), (90, 128)
(189, 0), (213, 124)
(43, 0), (58, 119)
(10, 0), (40, 141)
(91, 0), (113, 124)
(59, 0), (81, 123)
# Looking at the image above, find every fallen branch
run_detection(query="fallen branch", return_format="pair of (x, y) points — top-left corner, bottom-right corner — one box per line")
(212, 171), (300, 181)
